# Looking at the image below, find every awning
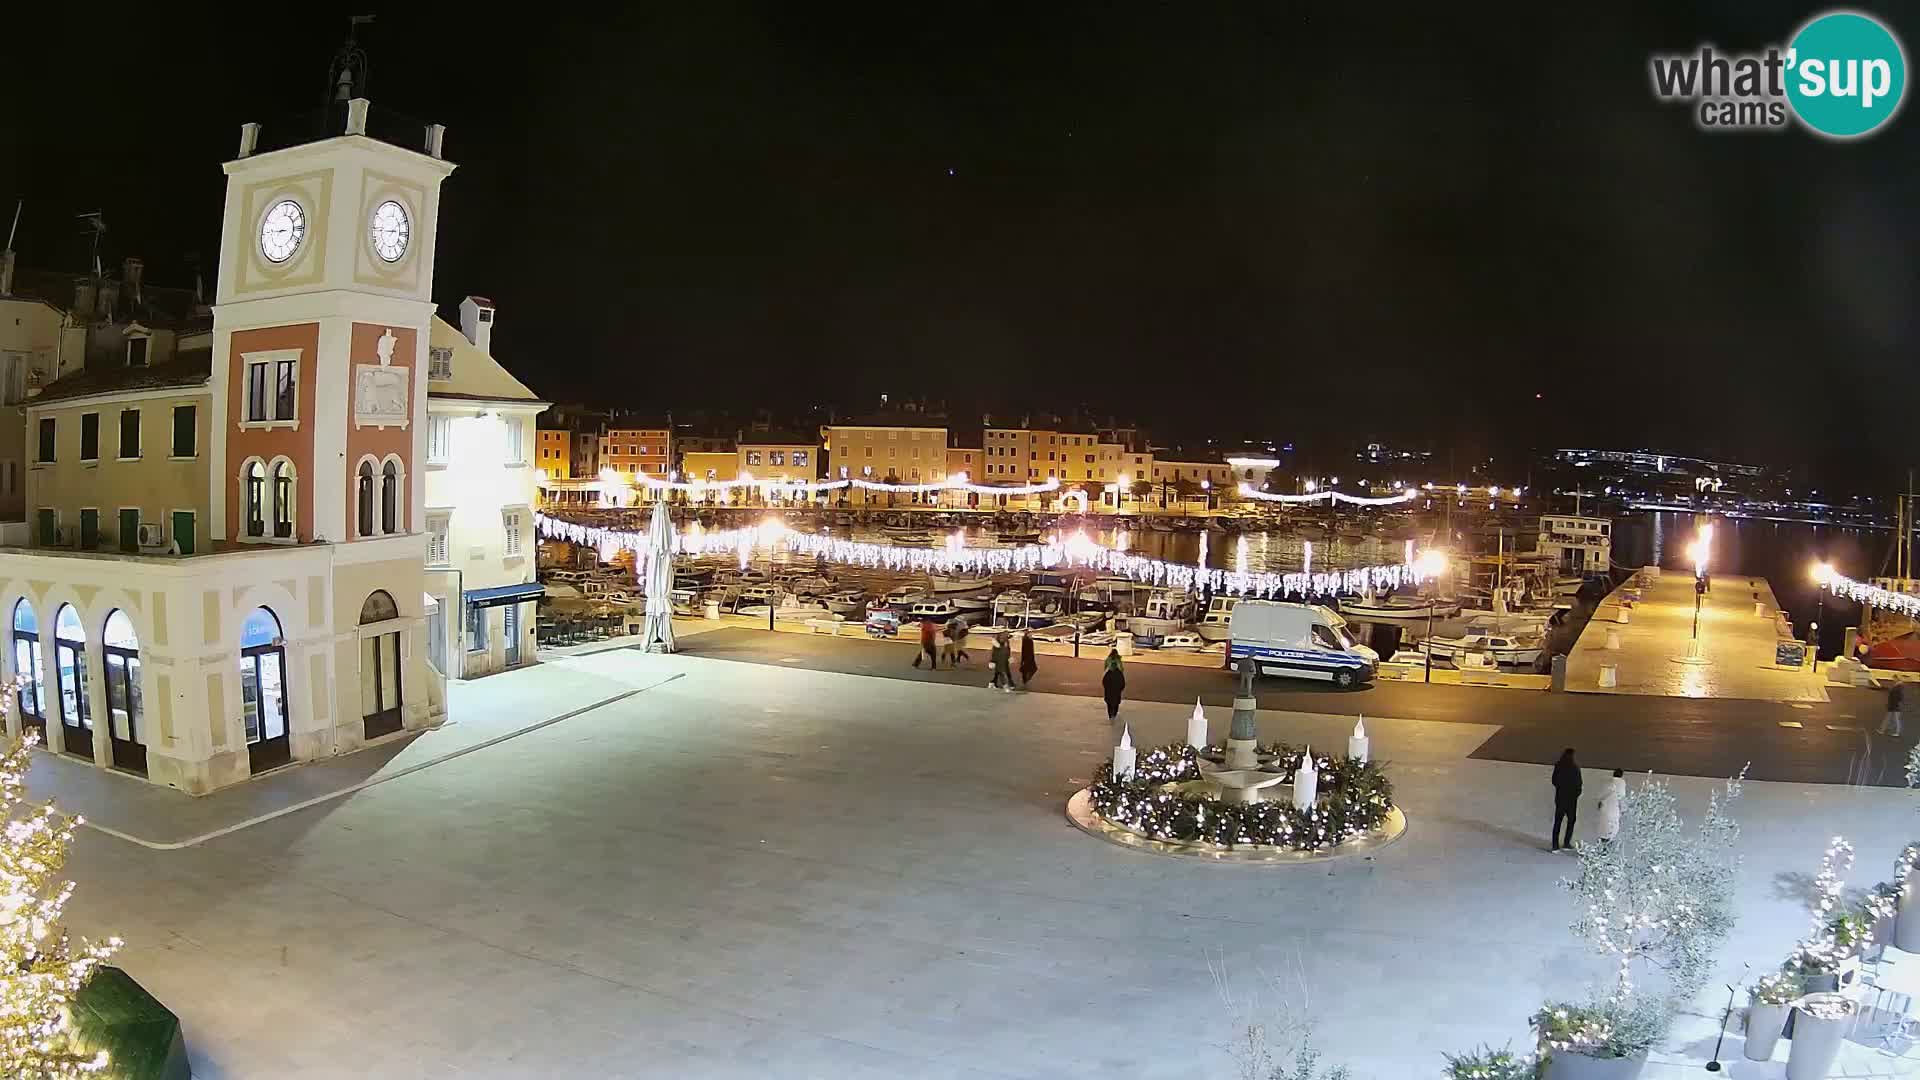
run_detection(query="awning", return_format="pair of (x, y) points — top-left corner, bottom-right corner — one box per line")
(464, 582), (545, 609)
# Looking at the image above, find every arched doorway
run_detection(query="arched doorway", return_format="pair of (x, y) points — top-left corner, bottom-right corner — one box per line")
(359, 590), (403, 739)
(102, 610), (146, 776)
(52, 604), (90, 759)
(11, 600), (45, 740)
(240, 607), (290, 773)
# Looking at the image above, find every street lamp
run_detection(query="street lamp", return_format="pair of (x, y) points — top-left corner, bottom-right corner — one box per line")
(1414, 549), (1449, 683)
(1201, 478), (1212, 512)
(1686, 524), (1712, 654)
(1811, 559), (1834, 669)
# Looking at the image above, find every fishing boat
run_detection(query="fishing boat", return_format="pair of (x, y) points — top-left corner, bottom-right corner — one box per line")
(905, 599), (961, 623)
(1417, 628), (1543, 667)
(887, 532), (937, 546)
(1337, 593), (1461, 620)
(1156, 632), (1205, 651)
(993, 589), (1064, 629)
(737, 597), (835, 622)
(1123, 587), (1196, 640)
(1295, 522), (1329, 541)
(1194, 595), (1239, 642)
(997, 530), (1043, 544)
(931, 573), (992, 593)
(952, 594), (994, 615)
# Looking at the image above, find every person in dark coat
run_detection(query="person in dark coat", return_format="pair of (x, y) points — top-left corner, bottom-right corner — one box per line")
(1019, 631), (1038, 688)
(1883, 682), (1905, 737)
(1101, 649), (1126, 720)
(989, 634), (1014, 692)
(1551, 748), (1583, 851)
(913, 617), (939, 669)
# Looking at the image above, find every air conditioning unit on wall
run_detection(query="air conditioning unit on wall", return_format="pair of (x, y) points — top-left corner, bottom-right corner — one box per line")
(136, 522), (166, 548)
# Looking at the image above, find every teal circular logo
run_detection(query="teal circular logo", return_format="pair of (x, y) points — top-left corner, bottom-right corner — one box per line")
(1787, 11), (1907, 138)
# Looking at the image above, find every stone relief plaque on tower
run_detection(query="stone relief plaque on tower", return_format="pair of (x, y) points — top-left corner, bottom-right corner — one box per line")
(354, 327), (409, 429)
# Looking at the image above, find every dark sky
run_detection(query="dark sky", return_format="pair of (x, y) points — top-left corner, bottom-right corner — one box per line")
(5, 5), (1917, 484)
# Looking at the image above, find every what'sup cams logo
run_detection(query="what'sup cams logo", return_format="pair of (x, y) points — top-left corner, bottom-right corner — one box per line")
(1651, 9), (1907, 138)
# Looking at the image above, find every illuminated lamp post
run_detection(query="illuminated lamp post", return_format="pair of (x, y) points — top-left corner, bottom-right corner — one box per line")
(1811, 560), (1834, 670)
(1201, 478), (1212, 513)
(1414, 549), (1448, 683)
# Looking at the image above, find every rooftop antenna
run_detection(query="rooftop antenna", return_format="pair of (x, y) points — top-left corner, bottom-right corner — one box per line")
(327, 15), (375, 103)
(5, 200), (20, 252)
(74, 211), (106, 277)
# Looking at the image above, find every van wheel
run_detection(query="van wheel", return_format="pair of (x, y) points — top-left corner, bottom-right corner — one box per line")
(1333, 670), (1354, 689)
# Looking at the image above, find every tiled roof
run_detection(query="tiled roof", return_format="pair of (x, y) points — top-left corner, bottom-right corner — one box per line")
(30, 351), (211, 404)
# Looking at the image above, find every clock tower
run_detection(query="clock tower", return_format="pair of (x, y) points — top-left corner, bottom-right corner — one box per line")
(210, 97), (455, 547)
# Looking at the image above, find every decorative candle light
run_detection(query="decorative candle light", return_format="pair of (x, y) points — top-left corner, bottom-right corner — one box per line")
(1292, 745), (1318, 810)
(1348, 716), (1369, 763)
(1112, 723), (1137, 781)
(1186, 697), (1208, 750)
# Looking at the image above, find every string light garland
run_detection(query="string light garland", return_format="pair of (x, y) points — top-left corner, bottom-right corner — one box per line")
(1235, 485), (1420, 507)
(0, 724), (120, 1078)
(1819, 570), (1920, 618)
(534, 513), (1437, 599)
(624, 470), (1064, 497)
(1083, 741), (1394, 850)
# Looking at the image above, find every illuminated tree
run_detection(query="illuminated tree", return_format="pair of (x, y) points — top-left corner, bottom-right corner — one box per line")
(0, 728), (121, 1078)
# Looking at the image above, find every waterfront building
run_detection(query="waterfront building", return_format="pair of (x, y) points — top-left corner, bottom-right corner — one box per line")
(825, 416), (947, 505)
(0, 95), (455, 792)
(737, 433), (817, 483)
(423, 298), (546, 679)
(600, 422), (672, 489)
(535, 428), (570, 480)
(1150, 459), (1235, 509)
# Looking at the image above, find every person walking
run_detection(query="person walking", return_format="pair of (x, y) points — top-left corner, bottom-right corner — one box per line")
(1019, 630), (1038, 689)
(1101, 649), (1127, 721)
(989, 633), (1014, 692)
(1597, 768), (1625, 843)
(1551, 748), (1583, 852)
(950, 617), (972, 665)
(913, 617), (939, 669)
(1882, 682), (1905, 737)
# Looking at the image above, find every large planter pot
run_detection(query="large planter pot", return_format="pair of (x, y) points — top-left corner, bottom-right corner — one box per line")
(1542, 1049), (1648, 1080)
(1897, 877), (1920, 953)
(1744, 1002), (1790, 1061)
(1786, 993), (1857, 1080)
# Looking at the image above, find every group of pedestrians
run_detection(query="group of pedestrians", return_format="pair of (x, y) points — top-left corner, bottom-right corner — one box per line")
(911, 617), (1041, 692)
(1549, 748), (1625, 852)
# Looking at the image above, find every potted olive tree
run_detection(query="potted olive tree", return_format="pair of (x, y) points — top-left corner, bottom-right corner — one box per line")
(1741, 972), (1795, 1062)
(1540, 772), (1745, 1079)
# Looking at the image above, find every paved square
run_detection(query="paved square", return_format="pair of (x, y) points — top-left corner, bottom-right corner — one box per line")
(57, 651), (1920, 1077)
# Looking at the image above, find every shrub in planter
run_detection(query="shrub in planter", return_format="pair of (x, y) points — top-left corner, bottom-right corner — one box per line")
(1742, 973), (1796, 1062)
(1532, 1000), (1658, 1078)
(1443, 1043), (1538, 1079)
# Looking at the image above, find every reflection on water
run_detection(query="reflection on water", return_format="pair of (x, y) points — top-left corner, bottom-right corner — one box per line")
(837, 525), (1401, 575)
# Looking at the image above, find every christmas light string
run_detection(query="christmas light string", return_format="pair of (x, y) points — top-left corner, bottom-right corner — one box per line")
(534, 513), (1437, 599)
(1235, 484), (1420, 507)
(1819, 571), (1920, 619)
(623, 470), (1063, 497)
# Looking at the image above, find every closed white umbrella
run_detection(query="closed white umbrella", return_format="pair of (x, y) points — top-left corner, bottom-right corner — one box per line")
(642, 501), (677, 653)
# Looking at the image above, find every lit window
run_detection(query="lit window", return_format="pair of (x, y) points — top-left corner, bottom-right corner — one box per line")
(791, 451), (808, 468)
(244, 357), (297, 423)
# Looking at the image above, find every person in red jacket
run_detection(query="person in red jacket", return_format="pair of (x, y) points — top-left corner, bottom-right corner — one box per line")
(912, 617), (939, 669)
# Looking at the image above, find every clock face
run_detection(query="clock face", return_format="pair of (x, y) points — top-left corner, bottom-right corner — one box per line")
(258, 200), (306, 264)
(369, 200), (411, 263)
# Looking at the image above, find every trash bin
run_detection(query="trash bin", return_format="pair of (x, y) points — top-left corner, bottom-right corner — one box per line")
(1550, 653), (1567, 692)
(1598, 663), (1618, 688)
(1604, 628), (1620, 650)
(703, 600), (721, 620)
(1115, 632), (1134, 657)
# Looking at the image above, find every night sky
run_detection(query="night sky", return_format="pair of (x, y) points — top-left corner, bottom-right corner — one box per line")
(5, 6), (1916, 484)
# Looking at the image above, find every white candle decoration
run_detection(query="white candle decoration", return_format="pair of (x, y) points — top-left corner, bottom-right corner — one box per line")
(1292, 745), (1318, 810)
(1348, 715), (1369, 764)
(1112, 722), (1137, 781)
(1186, 697), (1208, 749)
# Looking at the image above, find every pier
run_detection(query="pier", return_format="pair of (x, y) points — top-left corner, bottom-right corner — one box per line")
(1566, 569), (1825, 703)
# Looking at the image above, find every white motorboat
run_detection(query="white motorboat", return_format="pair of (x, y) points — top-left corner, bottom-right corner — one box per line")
(931, 573), (992, 593)
(952, 594), (993, 614)
(1418, 629), (1542, 667)
(884, 530), (937, 546)
(736, 600), (836, 623)
(823, 589), (868, 618)
(993, 589), (1058, 629)
(905, 599), (960, 623)
(1338, 593), (1461, 620)
(1156, 632), (1205, 651)
(883, 585), (929, 607)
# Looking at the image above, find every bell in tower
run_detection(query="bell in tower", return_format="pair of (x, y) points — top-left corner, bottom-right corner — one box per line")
(326, 15), (374, 103)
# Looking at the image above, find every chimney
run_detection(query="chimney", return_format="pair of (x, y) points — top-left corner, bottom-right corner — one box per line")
(73, 278), (95, 318)
(459, 296), (496, 354)
(122, 257), (143, 304)
(0, 250), (13, 296)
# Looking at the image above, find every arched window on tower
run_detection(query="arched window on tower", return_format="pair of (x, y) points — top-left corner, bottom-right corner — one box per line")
(245, 460), (266, 537)
(381, 460), (400, 535)
(272, 460), (296, 539)
(356, 460), (375, 537)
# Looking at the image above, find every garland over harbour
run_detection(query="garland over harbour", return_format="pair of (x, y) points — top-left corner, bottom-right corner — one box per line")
(533, 513), (1436, 599)
(1085, 741), (1394, 850)
(1820, 571), (1920, 619)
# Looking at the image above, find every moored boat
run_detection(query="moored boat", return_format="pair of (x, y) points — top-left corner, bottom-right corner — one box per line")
(1337, 594), (1461, 620)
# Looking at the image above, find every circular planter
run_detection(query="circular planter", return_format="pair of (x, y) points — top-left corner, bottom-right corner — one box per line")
(1897, 878), (1920, 953)
(1743, 1001), (1790, 1061)
(1786, 993), (1857, 1080)
(1541, 1050), (1647, 1080)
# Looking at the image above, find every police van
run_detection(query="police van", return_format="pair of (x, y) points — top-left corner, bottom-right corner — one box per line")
(1227, 600), (1379, 688)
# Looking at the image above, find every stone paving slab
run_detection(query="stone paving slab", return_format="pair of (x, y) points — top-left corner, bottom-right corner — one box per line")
(1568, 571), (1826, 703)
(54, 652), (1920, 1077)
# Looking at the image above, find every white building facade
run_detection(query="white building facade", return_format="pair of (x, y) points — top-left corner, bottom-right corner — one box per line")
(423, 297), (546, 679)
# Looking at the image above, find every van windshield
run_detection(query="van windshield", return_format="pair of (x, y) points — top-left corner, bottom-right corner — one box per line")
(1311, 623), (1353, 650)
